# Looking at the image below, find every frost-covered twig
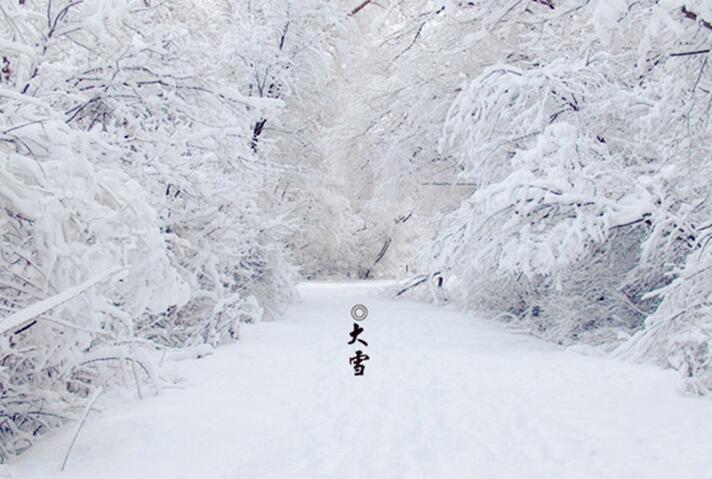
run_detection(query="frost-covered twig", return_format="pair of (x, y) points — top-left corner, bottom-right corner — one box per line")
(60, 386), (104, 472)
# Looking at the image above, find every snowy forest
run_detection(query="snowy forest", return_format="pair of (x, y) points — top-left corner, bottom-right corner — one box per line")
(1, 0), (712, 475)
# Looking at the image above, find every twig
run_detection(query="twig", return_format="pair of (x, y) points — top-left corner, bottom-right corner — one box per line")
(130, 355), (144, 399)
(350, 0), (375, 16)
(60, 386), (103, 472)
(670, 49), (711, 57)
(681, 6), (712, 31)
(395, 272), (441, 297)
(373, 237), (392, 266)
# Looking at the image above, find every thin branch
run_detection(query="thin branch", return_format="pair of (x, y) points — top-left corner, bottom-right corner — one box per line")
(681, 6), (712, 31)
(350, 0), (375, 16)
(670, 49), (711, 57)
(60, 386), (103, 472)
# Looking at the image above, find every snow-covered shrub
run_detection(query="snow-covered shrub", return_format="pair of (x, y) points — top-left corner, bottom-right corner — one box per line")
(616, 224), (712, 395)
(345, 0), (712, 393)
(428, 0), (712, 390)
(1, 0), (336, 461)
(0, 98), (187, 459)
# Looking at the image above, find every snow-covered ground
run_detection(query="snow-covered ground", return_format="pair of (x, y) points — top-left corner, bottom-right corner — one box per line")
(5, 281), (712, 479)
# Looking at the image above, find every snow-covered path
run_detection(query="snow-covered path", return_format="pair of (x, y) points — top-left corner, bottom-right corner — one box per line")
(9, 282), (712, 479)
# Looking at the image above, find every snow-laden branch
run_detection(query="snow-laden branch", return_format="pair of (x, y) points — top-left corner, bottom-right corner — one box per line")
(0, 267), (125, 336)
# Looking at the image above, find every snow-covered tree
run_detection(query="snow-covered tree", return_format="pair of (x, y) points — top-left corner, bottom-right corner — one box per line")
(342, 0), (712, 393)
(0, 0), (340, 460)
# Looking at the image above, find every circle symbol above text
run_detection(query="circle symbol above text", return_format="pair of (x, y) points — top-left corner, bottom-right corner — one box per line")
(351, 304), (368, 322)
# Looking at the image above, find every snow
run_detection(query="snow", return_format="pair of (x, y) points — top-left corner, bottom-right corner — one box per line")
(0, 266), (124, 336)
(81, 0), (129, 40)
(218, 86), (287, 111)
(0, 40), (34, 57)
(5, 281), (712, 479)
(0, 87), (49, 108)
(592, 0), (627, 43)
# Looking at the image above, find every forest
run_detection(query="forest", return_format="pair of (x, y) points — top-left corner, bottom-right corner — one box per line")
(1, 0), (711, 473)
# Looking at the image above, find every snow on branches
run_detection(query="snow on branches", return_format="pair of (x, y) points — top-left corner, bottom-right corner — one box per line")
(0, 0), (336, 461)
(349, 0), (712, 393)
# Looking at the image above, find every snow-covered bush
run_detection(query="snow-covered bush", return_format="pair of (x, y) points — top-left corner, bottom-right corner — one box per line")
(0, 0), (336, 461)
(431, 0), (712, 390)
(0, 92), (188, 460)
(344, 0), (712, 393)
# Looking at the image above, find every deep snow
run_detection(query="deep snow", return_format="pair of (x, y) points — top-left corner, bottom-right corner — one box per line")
(4, 281), (712, 479)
